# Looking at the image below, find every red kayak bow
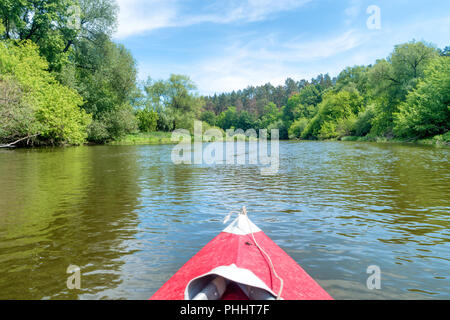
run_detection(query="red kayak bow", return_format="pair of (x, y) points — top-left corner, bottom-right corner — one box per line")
(150, 208), (332, 300)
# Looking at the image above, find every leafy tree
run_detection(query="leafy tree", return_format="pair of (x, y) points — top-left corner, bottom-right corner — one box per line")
(73, 36), (138, 141)
(260, 102), (282, 129)
(354, 105), (376, 137)
(137, 108), (159, 133)
(88, 104), (137, 142)
(0, 0), (118, 71)
(217, 106), (238, 130)
(440, 46), (450, 57)
(283, 85), (321, 123)
(335, 66), (370, 97)
(394, 57), (450, 138)
(369, 41), (439, 135)
(200, 110), (217, 126)
(142, 74), (201, 131)
(288, 118), (309, 139)
(0, 76), (37, 145)
(236, 110), (256, 131)
(0, 40), (90, 145)
(302, 89), (363, 139)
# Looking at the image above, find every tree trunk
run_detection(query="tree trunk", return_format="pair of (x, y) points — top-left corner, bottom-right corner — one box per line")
(0, 134), (39, 148)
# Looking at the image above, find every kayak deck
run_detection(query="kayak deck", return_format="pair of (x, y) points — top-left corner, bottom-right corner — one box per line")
(150, 210), (332, 300)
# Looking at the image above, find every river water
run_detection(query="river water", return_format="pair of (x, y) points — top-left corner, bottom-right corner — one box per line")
(0, 141), (448, 299)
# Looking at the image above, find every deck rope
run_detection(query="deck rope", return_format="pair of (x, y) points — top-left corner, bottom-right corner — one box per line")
(225, 207), (284, 300)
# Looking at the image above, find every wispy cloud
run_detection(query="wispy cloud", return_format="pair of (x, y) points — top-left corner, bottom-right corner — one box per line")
(115, 0), (312, 38)
(189, 30), (369, 94)
(344, 0), (363, 25)
(119, 0), (450, 94)
(115, 0), (178, 38)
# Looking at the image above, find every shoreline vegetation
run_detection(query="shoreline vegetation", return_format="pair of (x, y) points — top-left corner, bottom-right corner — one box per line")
(0, 2), (448, 150)
(108, 131), (450, 147)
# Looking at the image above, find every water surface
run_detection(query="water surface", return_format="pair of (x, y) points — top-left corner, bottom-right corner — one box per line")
(0, 141), (449, 299)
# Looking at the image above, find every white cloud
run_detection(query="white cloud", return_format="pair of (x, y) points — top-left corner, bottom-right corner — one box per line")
(120, 1), (450, 94)
(115, 0), (312, 38)
(189, 30), (370, 94)
(344, 0), (363, 26)
(115, 0), (178, 38)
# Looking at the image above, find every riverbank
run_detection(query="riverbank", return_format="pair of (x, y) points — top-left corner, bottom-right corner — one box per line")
(109, 131), (450, 148)
(108, 131), (260, 146)
(339, 132), (450, 147)
(108, 132), (175, 146)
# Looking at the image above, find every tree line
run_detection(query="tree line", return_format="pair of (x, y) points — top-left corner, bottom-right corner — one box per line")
(0, 1), (448, 147)
(200, 43), (449, 141)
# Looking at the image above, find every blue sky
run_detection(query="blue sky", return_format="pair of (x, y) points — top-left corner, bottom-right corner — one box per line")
(114, 0), (450, 95)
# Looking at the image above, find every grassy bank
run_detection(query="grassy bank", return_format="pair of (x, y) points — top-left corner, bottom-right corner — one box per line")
(108, 132), (175, 146)
(340, 132), (450, 147)
(108, 131), (261, 146)
(109, 130), (450, 147)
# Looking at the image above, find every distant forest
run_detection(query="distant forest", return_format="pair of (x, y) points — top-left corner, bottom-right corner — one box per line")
(0, 0), (449, 147)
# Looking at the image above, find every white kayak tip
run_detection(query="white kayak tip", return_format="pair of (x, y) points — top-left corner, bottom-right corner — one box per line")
(223, 209), (261, 235)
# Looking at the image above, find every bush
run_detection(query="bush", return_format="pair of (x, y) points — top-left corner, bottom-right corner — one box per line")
(88, 104), (137, 142)
(0, 77), (37, 144)
(137, 108), (159, 132)
(318, 121), (337, 139)
(288, 118), (309, 139)
(0, 40), (91, 145)
(200, 110), (217, 126)
(394, 57), (450, 138)
(354, 105), (376, 136)
(335, 114), (357, 138)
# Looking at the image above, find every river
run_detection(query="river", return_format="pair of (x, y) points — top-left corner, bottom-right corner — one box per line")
(0, 141), (448, 299)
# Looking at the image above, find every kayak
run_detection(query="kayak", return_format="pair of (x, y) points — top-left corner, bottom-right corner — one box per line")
(150, 207), (333, 300)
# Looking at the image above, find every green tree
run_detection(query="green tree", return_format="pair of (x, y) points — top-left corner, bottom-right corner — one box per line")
(335, 65), (370, 97)
(236, 110), (256, 131)
(217, 106), (238, 129)
(0, 40), (90, 145)
(288, 118), (309, 139)
(142, 74), (202, 132)
(200, 110), (217, 126)
(283, 85), (321, 122)
(302, 89), (363, 139)
(74, 36), (138, 141)
(137, 108), (159, 132)
(394, 57), (450, 138)
(369, 41), (439, 135)
(0, 0), (118, 71)
(260, 102), (282, 129)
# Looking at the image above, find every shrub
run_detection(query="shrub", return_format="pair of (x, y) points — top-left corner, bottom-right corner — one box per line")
(288, 118), (309, 139)
(137, 108), (159, 132)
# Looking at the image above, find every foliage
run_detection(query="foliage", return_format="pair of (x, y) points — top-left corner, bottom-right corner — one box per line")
(200, 110), (217, 126)
(137, 108), (159, 133)
(0, 40), (90, 145)
(368, 41), (439, 134)
(288, 118), (309, 139)
(394, 57), (450, 138)
(0, 76), (37, 143)
(88, 104), (137, 143)
(74, 35), (138, 141)
(0, 16), (447, 148)
(0, 0), (118, 71)
(354, 104), (376, 137)
(217, 106), (238, 129)
(301, 89), (363, 139)
(141, 74), (202, 132)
